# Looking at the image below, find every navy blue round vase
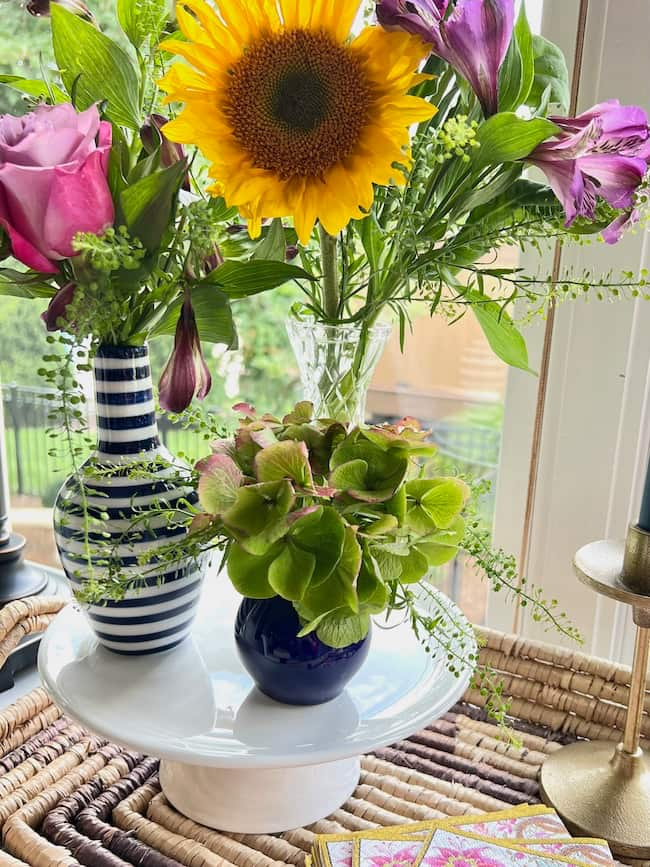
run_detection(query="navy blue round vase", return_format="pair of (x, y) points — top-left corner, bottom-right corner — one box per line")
(234, 596), (371, 706)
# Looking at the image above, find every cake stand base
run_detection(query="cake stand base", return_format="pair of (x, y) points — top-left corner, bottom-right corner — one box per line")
(540, 740), (650, 860)
(159, 755), (361, 833)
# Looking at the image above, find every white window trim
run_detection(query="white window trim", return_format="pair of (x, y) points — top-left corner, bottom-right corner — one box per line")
(489, 0), (650, 665)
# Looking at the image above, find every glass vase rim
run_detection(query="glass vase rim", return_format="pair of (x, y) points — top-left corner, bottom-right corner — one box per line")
(286, 315), (392, 337)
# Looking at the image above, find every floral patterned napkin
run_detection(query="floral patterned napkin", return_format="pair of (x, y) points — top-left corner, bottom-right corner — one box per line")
(355, 828), (614, 867)
(307, 805), (615, 867)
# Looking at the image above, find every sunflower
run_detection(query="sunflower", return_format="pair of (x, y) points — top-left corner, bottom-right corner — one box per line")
(159, 0), (436, 244)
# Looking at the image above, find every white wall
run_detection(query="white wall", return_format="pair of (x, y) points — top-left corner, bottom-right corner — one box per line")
(490, 0), (650, 664)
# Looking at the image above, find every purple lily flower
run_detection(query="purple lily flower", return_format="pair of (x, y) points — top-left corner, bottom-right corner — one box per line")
(41, 282), (76, 333)
(528, 102), (650, 244)
(376, 0), (514, 116)
(158, 291), (212, 413)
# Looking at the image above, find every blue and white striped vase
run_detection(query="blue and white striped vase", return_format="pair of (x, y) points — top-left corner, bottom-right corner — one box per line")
(54, 344), (204, 655)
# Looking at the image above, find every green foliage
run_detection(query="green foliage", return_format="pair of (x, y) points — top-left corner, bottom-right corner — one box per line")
(472, 114), (559, 170)
(117, 0), (167, 51)
(187, 404), (468, 647)
(466, 291), (532, 372)
(51, 4), (141, 128)
(0, 0), (125, 115)
(498, 4), (535, 112)
(528, 34), (571, 113)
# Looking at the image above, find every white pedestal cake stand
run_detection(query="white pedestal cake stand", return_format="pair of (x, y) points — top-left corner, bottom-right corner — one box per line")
(38, 582), (474, 834)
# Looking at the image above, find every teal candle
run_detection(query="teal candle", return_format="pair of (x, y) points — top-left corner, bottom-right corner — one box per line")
(640, 453), (650, 532)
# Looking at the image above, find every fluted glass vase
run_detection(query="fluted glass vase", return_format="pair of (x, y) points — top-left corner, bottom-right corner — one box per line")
(286, 318), (391, 426)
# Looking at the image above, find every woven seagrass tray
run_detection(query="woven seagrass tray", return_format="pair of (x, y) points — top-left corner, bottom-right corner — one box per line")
(0, 606), (647, 867)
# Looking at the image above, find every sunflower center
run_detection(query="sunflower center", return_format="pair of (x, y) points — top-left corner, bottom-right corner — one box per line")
(224, 29), (374, 180)
(272, 70), (328, 132)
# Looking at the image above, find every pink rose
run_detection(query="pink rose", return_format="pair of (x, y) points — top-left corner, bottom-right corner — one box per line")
(0, 103), (114, 274)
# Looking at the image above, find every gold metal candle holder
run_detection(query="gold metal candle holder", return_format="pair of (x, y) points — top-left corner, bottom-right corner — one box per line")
(540, 525), (650, 861)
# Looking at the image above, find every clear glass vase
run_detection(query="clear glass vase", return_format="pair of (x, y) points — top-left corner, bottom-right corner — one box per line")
(286, 318), (391, 426)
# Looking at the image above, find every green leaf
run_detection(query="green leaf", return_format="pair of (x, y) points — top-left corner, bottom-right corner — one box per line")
(117, 0), (167, 50)
(528, 35), (570, 113)
(406, 478), (468, 532)
(255, 440), (314, 488)
(372, 545), (406, 582)
(296, 609), (342, 638)
(0, 270), (56, 299)
(300, 526), (361, 616)
(206, 260), (314, 298)
(282, 401), (314, 425)
(357, 553), (389, 613)
(268, 542), (315, 601)
(151, 284), (236, 348)
(227, 542), (278, 598)
(474, 113), (559, 170)
(329, 459), (368, 492)
(417, 517), (466, 568)
(120, 160), (187, 252)
(357, 213), (384, 280)
(468, 291), (533, 372)
(0, 76), (68, 103)
(252, 219), (287, 262)
(292, 506), (346, 586)
(197, 455), (243, 515)
(330, 439), (409, 501)
(51, 5), (141, 129)
(385, 487), (407, 524)
(498, 4), (535, 112)
(317, 611), (370, 649)
(398, 547), (430, 584)
(365, 515), (399, 536)
(223, 480), (295, 538)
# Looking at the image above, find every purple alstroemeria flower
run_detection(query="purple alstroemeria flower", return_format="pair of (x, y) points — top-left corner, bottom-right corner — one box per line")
(376, 0), (449, 40)
(550, 100), (650, 157)
(41, 282), (76, 332)
(159, 291), (212, 413)
(376, 0), (514, 116)
(528, 102), (650, 244)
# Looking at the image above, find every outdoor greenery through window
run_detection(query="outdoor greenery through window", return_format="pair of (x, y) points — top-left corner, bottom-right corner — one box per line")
(0, 0), (543, 627)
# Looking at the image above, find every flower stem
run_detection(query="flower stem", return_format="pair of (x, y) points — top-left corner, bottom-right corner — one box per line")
(319, 225), (339, 320)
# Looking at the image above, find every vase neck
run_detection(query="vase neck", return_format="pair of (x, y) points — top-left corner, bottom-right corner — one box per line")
(93, 344), (161, 457)
(286, 319), (391, 426)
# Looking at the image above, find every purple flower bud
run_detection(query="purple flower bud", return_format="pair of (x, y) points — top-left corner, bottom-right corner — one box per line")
(41, 282), (76, 333)
(141, 114), (191, 191)
(27, 0), (96, 23)
(204, 244), (224, 275)
(158, 291), (212, 413)
(285, 245), (299, 261)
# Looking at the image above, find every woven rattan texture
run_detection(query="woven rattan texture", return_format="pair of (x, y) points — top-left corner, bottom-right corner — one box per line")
(0, 625), (646, 866)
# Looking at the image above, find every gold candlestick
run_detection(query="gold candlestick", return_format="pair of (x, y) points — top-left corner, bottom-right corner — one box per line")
(540, 526), (650, 862)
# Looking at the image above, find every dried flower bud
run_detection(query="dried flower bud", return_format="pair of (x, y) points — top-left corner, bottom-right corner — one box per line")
(27, 0), (96, 23)
(204, 244), (224, 275)
(140, 114), (191, 191)
(41, 282), (76, 333)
